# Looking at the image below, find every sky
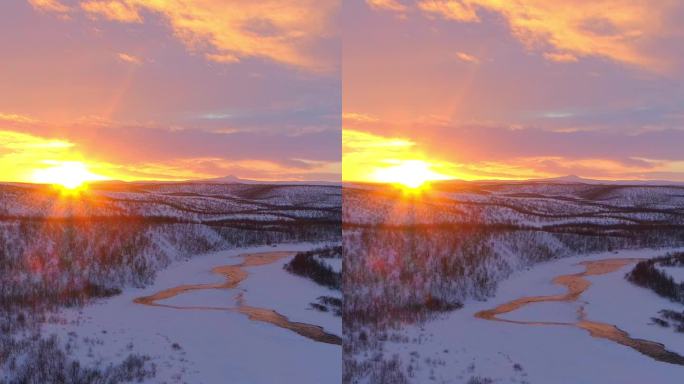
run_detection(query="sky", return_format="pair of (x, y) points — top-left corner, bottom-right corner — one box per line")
(343, 0), (684, 182)
(0, 0), (340, 183)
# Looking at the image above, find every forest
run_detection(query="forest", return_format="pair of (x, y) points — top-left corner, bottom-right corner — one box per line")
(343, 182), (684, 383)
(0, 182), (341, 383)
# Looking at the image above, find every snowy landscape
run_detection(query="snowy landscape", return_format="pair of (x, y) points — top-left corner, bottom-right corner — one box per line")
(0, 182), (341, 383)
(343, 180), (684, 383)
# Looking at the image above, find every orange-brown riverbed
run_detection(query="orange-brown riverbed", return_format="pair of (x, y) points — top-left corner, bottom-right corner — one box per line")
(476, 258), (684, 365)
(134, 251), (341, 345)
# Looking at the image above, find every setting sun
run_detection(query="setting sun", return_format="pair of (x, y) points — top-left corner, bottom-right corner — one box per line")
(371, 160), (452, 189)
(343, 129), (460, 186)
(31, 161), (108, 190)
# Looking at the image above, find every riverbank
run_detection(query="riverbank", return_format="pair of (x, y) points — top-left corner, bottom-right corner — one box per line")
(42, 243), (341, 384)
(380, 248), (684, 383)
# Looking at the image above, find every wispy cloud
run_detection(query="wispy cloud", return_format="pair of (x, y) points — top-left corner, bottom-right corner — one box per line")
(343, 122), (684, 181)
(345, 1), (684, 182)
(0, 130), (100, 183)
(36, 0), (339, 71)
(28, 0), (69, 13)
(0, 127), (341, 183)
(543, 52), (578, 63)
(370, 0), (682, 72)
(366, 0), (408, 13)
(2, 2), (340, 183)
(343, 112), (380, 123)
(343, 129), (461, 182)
(0, 112), (40, 124)
(418, 0), (478, 22)
(81, 0), (142, 22)
(454, 51), (479, 64)
(116, 52), (142, 65)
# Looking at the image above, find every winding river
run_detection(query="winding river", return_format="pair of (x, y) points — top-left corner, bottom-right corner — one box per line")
(134, 251), (342, 345)
(476, 258), (684, 365)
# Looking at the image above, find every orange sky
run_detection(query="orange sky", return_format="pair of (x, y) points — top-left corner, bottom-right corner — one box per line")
(5, 1), (684, 185)
(0, 1), (340, 184)
(343, 0), (684, 182)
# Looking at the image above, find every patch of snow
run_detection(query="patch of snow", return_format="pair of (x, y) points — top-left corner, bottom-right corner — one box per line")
(382, 248), (684, 384)
(42, 243), (341, 384)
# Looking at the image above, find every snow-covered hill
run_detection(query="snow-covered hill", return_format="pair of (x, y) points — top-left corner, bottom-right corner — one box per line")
(343, 181), (684, 383)
(0, 182), (341, 383)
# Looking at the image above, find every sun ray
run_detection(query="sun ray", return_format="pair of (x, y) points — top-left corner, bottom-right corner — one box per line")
(31, 161), (108, 190)
(370, 159), (452, 190)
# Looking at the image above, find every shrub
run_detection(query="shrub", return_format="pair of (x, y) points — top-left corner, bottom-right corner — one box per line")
(284, 248), (341, 290)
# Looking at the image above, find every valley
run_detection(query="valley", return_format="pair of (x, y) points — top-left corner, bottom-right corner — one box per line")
(0, 182), (341, 383)
(343, 181), (684, 383)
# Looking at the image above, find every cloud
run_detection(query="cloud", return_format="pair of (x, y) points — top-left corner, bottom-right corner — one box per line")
(0, 130), (99, 183)
(0, 128), (341, 183)
(366, 0), (408, 13)
(5, 3), (340, 183)
(347, 1), (684, 182)
(343, 129), (461, 182)
(81, 0), (142, 22)
(515, 156), (663, 180)
(392, 0), (682, 72)
(205, 53), (241, 64)
(116, 52), (142, 65)
(418, 0), (478, 22)
(438, 124), (684, 178)
(343, 112), (380, 123)
(32, 0), (339, 71)
(454, 51), (479, 63)
(343, 128), (542, 181)
(343, 120), (684, 182)
(16, 113), (340, 167)
(0, 112), (40, 124)
(543, 52), (578, 63)
(119, 157), (338, 181)
(0, 130), (72, 150)
(28, 0), (70, 13)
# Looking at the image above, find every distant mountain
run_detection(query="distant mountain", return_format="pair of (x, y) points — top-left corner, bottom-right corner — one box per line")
(344, 175), (684, 189)
(194, 175), (341, 186)
(437, 174), (684, 186)
(0, 176), (342, 188)
(74, 175), (340, 187)
(196, 175), (244, 184)
(536, 174), (596, 183)
(529, 175), (684, 186)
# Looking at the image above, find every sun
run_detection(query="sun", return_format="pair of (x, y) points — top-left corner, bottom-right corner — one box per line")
(31, 161), (107, 190)
(371, 160), (452, 190)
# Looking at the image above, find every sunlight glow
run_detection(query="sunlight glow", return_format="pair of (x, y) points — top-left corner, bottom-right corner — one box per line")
(344, 129), (459, 186)
(31, 161), (108, 190)
(371, 160), (451, 189)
